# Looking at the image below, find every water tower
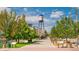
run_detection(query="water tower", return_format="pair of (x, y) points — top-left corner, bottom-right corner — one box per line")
(38, 14), (46, 39)
(38, 14), (44, 30)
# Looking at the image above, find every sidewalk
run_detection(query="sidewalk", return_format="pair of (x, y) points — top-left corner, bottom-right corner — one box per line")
(0, 37), (79, 51)
(21, 37), (53, 48)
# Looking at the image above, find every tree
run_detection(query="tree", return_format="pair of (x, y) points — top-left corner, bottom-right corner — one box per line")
(13, 15), (29, 43)
(0, 9), (38, 48)
(25, 27), (37, 43)
(51, 16), (76, 41)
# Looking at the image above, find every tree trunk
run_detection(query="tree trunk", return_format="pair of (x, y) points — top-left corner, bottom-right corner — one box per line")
(66, 38), (67, 41)
(16, 39), (17, 42)
(2, 44), (6, 48)
(2, 40), (6, 48)
(28, 39), (32, 43)
(17, 39), (19, 43)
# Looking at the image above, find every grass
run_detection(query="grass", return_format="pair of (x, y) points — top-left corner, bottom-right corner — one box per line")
(0, 39), (38, 48)
(12, 42), (33, 48)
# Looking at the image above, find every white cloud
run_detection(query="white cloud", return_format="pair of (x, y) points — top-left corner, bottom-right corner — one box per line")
(25, 15), (39, 24)
(36, 9), (45, 15)
(50, 10), (64, 18)
(44, 26), (53, 33)
(36, 9), (40, 12)
(25, 15), (56, 32)
(25, 15), (56, 25)
(23, 8), (28, 12)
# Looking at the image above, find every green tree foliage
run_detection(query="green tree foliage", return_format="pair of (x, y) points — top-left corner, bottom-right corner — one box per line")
(0, 9), (37, 44)
(0, 10), (16, 40)
(51, 16), (76, 40)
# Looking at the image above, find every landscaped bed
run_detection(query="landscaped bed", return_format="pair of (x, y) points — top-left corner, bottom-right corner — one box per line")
(0, 38), (38, 48)
(12, 43), (33, 48)
(12, 39), (38, 48)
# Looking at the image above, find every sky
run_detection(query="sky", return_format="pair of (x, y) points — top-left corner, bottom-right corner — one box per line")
(0, 7), (78, 33)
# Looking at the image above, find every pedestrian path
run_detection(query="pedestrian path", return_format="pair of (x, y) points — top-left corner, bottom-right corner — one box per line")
(0, 37), (79, 51)
(21, 37), (53, 48)
(0, 37), (54, 51)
